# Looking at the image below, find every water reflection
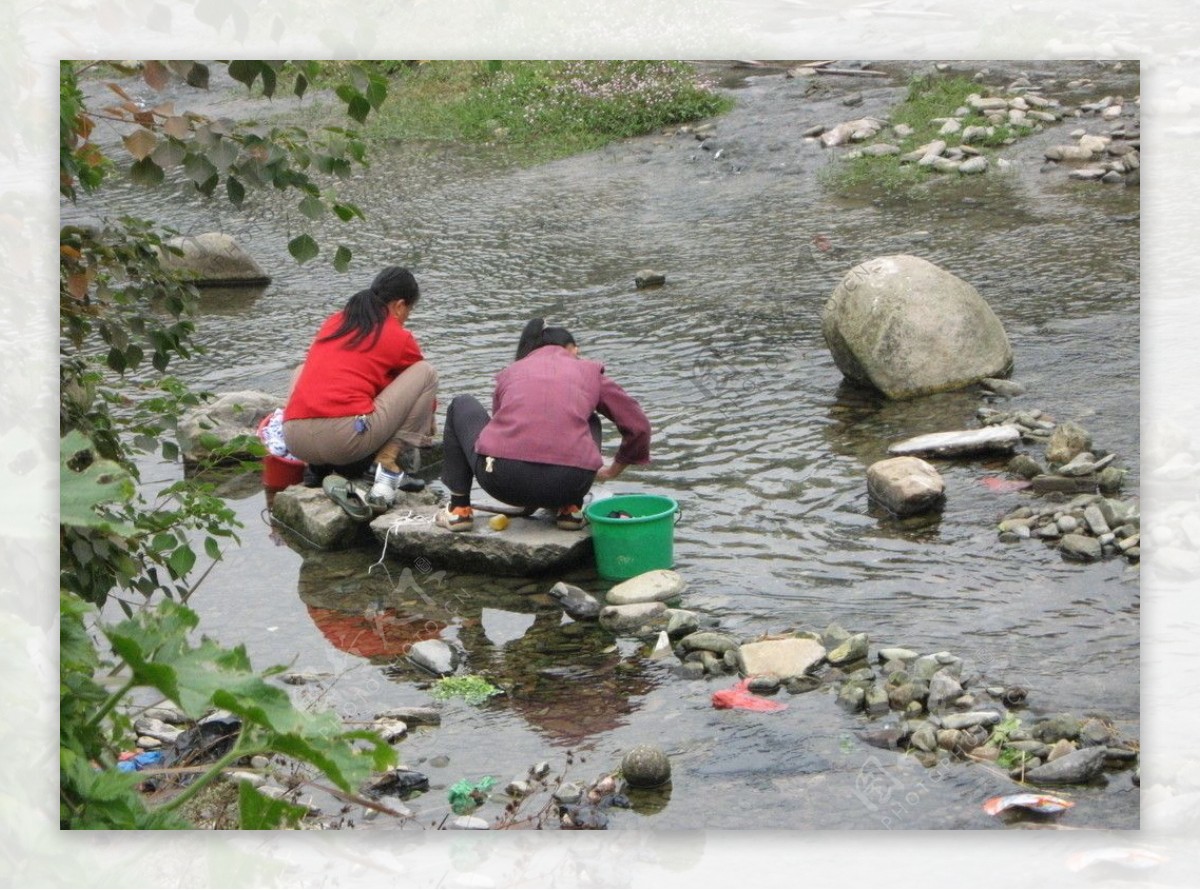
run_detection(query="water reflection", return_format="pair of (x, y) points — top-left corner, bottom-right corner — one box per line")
(294, 551), (658, 746)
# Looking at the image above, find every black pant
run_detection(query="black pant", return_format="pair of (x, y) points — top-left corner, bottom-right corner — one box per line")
(441, 395), (599, 508)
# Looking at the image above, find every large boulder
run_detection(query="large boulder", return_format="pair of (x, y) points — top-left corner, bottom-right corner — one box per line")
(158, 232), (271, 286)
(822, 255), (1013, 399)
(179, 390), (279, 464)
(368, 506), (593, 576)
(271, 485), (437, 550)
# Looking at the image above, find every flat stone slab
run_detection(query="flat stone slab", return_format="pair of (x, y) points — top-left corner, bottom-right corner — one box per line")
(368, 506), (593, 576)
(888, 425), (1022, 457)
(272, 485), (436, 551)
(736, 637), (826, 680)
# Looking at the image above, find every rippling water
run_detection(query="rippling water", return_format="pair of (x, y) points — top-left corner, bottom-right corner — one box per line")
(74, 62), (1140, 828)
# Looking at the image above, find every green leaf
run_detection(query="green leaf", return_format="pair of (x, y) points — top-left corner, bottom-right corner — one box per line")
(333, 245), (351, 272)
(167, 545), (196, 578)
(161, 439), (179, 461)
(226, 175), (245, 206)
(259, 65), (277, 98)
(60, 431), (137, 532)
(228, 60), (260, 90)
(106, 346), (127, 373)
(129, 157), (164, 186)
(293, 72), (309, 99)
(366, 76), (388, 110)
(288, 234), (319, 264)
(332, 202), (363, 222)
(184, 153), (218, 185)
(347, 95), (370, 124)
(298, 195), (324, 220)
(238, 781), (307, 829)
(204, 537), (222, 560)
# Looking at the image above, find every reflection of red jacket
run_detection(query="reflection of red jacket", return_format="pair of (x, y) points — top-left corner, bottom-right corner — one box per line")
(285, 311), (423, 420)
(475, 346), (651, 471)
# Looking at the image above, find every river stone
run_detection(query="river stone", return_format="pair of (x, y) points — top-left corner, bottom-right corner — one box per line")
(820, 117), (885, 147)
(888, 426), (1021, 458)
(1034, 714), (1082, 743)
(368, 505), (592, 576)
(1024, 746), (1108, 785)
(936, 729), (964, 751)
(665, 609), (700, 638)
(1046, 421), (1092, 465)
(679, 631), (740, 655)
(133, 717), (182, 745)
(1059, 533), (1102, 562)
(822, 255), (1013, 399)
(1046, 739), (1076, 762)
(737, 637), (826, 680)
(867, 456), (945, 517)
(959, 156), (988, 175)
(926, 670), (964, 711)
(836, 684), (865, 712)
(700, 651), (723, 674)
(634, 270), (666, 288)
(374, 719), (408, 743)
(785, 676), (821, 694)
(747, 674), (782, 694)
(548, 582), (602, 620)
(621, 745), (671, 788)
(179, 390), (280, 464)
(598, 601), (668, 634)
(374, 706), (442, 726)
(981, 377), (1026, 397)
(271, 485), (375, 550)
(1083, 505), (1111, 536)
(939, 711), (1002, 731)
(827, 632), (869, 666)
(407, 640), (460, 676)
(157, 232), (271, 286)
(910, 722), (938, 753)
(822, 623), (851, 649)
(1079, 717), (1116, 747)
(606, 570), (687, 605)
(865, 684), (890, 716)
(878, 647), (918, 664)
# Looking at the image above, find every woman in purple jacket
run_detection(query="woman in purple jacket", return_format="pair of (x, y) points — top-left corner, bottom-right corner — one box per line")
(436, 318), (651, 531)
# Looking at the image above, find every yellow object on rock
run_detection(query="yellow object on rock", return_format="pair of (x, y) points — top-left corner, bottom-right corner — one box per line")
(489, 514), (509, 531)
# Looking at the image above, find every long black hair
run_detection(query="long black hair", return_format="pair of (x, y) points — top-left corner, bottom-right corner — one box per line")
(320, 266), (420, 349)
(515, 317), (576, 361)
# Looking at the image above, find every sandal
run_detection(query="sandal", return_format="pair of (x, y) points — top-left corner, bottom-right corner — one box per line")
(322, 474), (373, 521)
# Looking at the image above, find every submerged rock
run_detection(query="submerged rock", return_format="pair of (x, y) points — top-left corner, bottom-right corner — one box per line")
(827, 632), (869, 666)
(598, 602), (668, 634)
(157, 232), (271, 286)
(678, 631), (740, 655)
(407, 639), (460, 676)
(180, 390), (279, 465)
(548, 582), (602, 620)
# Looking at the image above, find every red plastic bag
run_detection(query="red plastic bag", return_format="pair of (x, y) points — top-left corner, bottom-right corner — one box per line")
(711, 679), (787, 712)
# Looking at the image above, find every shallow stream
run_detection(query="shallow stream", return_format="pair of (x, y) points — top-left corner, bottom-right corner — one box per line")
(75, 61), (1140, 829)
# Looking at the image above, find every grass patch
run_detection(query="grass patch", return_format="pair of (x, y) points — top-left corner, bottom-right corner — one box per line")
(363, 60), (733, 164)
(431, 674), (502, 705)
(823, 74), (1034, 201)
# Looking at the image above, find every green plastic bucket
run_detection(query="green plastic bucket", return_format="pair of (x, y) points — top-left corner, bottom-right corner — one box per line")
(584, 493), (682, 581)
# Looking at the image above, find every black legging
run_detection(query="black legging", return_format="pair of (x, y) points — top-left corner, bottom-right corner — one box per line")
(441, 395), (600, 508)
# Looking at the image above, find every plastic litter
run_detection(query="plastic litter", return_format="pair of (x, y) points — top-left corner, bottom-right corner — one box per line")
(983, 793), (1074, 816)
(711, 679), (788, 712)
(448, 776), (496, 814)
(116, 750), (164, 773)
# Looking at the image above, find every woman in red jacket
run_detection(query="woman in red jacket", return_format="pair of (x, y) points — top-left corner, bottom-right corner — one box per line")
(284, 266), (437, 510)
(436, 318), (651, 531)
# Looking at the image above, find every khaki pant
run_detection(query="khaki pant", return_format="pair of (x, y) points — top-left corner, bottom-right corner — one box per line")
(283, 360), (438, 466)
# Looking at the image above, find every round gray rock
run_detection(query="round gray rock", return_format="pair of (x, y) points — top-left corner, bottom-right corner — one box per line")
(158, 232), (271, 286)
(621, 745), (671, 788)
(822, 254), (1013, 399)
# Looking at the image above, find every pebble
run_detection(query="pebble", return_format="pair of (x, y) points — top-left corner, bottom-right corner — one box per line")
(451, 816), (491, 830)
(548, 582), (602, 620)
(606, 570), (687, 605)
(621, 745), (671, 788)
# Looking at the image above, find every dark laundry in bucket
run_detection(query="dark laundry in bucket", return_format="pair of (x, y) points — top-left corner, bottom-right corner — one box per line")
(607, 510), (633, 519)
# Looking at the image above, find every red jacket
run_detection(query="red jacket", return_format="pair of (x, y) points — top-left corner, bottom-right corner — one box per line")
(475, 346), (651, 471)
(284, 311), (424, 420)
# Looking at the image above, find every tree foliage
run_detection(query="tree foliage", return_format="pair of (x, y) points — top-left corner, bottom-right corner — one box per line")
(59, 60), (395, 829)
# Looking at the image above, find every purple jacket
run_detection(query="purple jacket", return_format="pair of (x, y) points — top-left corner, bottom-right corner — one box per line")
(474, 346), (651, 471)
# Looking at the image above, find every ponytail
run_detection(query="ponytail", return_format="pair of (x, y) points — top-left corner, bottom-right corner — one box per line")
(320, 266), (419, 349)
(515, 317), (576, 361)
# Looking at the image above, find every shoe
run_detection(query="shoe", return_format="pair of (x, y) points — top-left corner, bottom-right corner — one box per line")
(435, 505), (474, 532)
(366, 465), (400, 512)
(322, 474), (373, 521)
(556, 505), (586, 531)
